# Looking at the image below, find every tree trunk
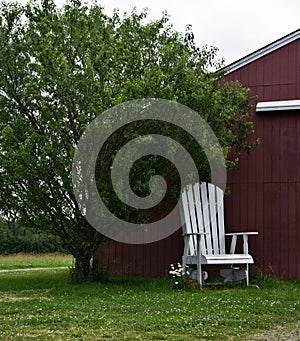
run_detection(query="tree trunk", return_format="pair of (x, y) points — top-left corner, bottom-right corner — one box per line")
(68, 231), (105, 283)
(73, 250), (93, 282)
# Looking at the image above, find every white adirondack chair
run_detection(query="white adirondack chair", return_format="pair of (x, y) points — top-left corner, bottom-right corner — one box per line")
(181, 182), (258, 286)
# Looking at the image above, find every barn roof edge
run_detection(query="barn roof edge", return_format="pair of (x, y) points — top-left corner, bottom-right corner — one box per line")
(225, 28), (300, 74)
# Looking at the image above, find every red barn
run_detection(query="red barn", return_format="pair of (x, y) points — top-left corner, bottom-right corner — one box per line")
(95, 29), (300, 279)
(224, 28), (300, 279)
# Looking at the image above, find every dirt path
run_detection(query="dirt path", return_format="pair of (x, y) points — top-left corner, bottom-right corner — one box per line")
(247, 321), (300, 341)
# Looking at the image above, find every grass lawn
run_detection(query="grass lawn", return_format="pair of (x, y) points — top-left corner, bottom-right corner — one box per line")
(0, 267), (299, 340)
(0, 253), (74, 270)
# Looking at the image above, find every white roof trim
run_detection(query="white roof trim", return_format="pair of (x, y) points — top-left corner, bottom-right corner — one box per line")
(256, 99), (300, 112)
(227, 29), (300, 73)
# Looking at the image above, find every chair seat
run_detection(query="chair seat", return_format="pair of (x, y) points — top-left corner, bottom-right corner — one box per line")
(203, 254), (254, 264)
(186, 254), (254, 265)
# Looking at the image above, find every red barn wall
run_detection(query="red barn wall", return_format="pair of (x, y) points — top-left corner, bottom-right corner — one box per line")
(224, 38), (300, 279)
(95, 38), (300, 279)
(95, 229), (183, 277)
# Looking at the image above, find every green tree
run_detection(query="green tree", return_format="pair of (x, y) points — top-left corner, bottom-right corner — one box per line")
(0, 0), (258, 281)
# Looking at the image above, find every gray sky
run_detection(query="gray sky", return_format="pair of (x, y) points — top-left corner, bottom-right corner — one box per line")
(22, 0), (300, 65)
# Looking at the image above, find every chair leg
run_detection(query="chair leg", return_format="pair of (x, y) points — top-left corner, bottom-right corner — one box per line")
(246, 264), (249, 286)
(182, 257), (186, 274)
(197, 262), (203, 286)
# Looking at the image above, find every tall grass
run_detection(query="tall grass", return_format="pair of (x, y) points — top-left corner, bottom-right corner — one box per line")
(0, 253), (73, 270)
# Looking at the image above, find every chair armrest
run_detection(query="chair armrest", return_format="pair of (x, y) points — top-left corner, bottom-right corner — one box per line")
(182, 232), (209, 262)
(225, 232), (258, 236)
(225, 232), (258, 254)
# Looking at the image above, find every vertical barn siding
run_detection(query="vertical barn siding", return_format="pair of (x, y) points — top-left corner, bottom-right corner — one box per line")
(224, 39), (300, 279)
(95, 229), (183, 277)
(95, 38), (300, 279)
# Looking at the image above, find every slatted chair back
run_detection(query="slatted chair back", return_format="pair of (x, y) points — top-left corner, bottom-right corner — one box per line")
(181, 182), (226, 256)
